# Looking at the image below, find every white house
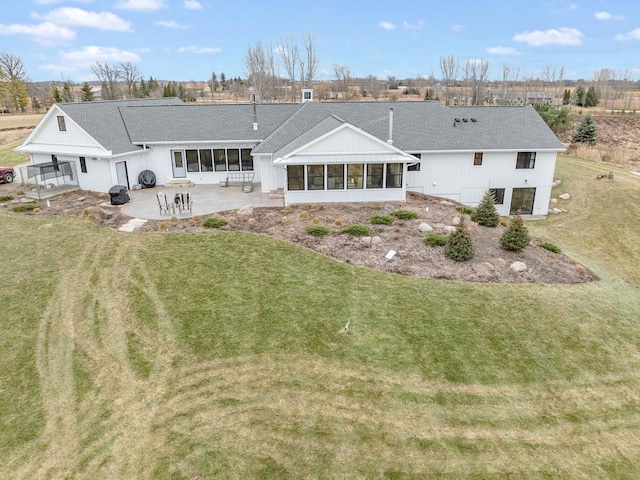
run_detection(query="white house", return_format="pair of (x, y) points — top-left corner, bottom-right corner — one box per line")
(17, 93), (564, 216)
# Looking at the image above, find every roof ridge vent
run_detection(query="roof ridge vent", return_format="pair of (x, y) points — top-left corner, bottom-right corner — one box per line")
(463, 118), (468, 122)
(471, 118), (477, 122)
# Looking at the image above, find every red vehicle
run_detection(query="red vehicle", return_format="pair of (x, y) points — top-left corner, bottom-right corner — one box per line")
(0, 166), (15, 183)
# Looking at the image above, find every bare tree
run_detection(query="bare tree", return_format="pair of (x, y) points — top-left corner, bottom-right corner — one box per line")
(333, 64), (352, 100)
(119, 61), (142, 99)
(303, 32), (320, 85)
(0, 51), (29, 81)
(464, 58), (489, 105)
(592, 68), (616, 109)
(365, 75), (384, 100)
(90, 62), (122, 100)
(244, 41), (277, 103)
(278, 35), (301, 102)
(439, 55), (459, 105)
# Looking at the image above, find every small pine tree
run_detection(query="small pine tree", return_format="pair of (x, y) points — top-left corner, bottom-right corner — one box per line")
(572, 85), (585, 106)
(562, 89), (571, 105)
(444, 217), (474, 262)
(572, 115), (597, 145)
(80, 82), (95, 102)
(471, 190), (500, 227)
(51, 85), (62, 103)
(585, 86), (598, 107)
(500, 213), (531, 252)
(61, 81), (73, 102)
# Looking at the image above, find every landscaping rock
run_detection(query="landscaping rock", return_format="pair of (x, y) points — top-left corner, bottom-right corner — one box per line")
(510, 261), (527, 273)
(559, 193), (571, 200)
(100, 208), (114, 220)
(452, 216), (461, 225)
(383, 204), (395, 213)
(371, 235), (382, 245)
(418, 223), (433, 233)
(552, 208), (563, 214)
(76, 196), (86, 202)
(550, 198), (557, 204)
(361, 236), (372, 245)
(440, 200), (455, 206)
(20, 198), (34, 203)
(237, 205), (254, 216)
(483, 262), (495, 271)
(444, 225), (457, 234)
(552, 179), (562, 187)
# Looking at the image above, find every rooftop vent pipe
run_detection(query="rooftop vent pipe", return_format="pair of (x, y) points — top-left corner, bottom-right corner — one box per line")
(387, 107), (394, 145)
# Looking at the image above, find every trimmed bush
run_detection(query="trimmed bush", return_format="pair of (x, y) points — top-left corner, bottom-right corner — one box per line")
(471, 191), (500, 227)
(424, 233), (448, 247)
(305, 225), (330, 236)
(456, 206), (475, 215)
(203, 217), (228, 229)
(0, 195), (14, 202)
(539, 242), (561, 254)
(444, 217), (474, 262)
(500, 213), (531, 252)
(370, 214), (394, 225)
(12, 203), (37, 212)
(391, 209), (418, 220)
(340, 224), (371, 236)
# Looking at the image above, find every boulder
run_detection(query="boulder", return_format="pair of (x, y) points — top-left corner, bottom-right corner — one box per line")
(483, 262), (495, 271)
(100, 209), (114, 219)
(237, 204), (254, 216)
(510, 261), (527, 273)
(549, 198), (557, 204)
(383, 204), (395, 213)
(451, 216), (461, 225)
(418, 223), (433, 233)
(559, 193), (571, 200)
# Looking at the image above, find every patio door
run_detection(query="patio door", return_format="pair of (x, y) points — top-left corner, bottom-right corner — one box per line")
(115, 161), (129, 188)
(510, 187), (536, 215)
(172, 150), (186, 178)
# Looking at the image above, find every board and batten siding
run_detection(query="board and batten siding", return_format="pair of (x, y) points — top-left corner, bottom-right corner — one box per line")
(302, 127), (394, 154)
(35, 111), (104, 150)
(409, 150), (557, 216)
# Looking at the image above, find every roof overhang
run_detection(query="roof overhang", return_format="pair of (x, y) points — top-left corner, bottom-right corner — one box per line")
(15, 143), (111, 157)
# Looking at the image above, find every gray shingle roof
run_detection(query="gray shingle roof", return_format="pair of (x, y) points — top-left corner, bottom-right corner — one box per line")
(57, 98), (183, 155)
(58, 98), (564, 156)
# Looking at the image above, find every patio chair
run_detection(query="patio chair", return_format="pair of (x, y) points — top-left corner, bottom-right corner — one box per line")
(156, 192), (175, 215)
(175, 191), (193, 214)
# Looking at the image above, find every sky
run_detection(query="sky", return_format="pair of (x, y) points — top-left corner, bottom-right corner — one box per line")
(1, 0), (639, 83)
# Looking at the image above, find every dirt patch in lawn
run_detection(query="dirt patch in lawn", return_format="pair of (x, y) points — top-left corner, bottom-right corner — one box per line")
(0, 184), (597, 285)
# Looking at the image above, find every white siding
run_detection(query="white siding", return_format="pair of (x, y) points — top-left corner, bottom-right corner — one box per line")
(302, 127), (394, 154)
(34, 111), (103, 150)
(286, 187), (405, 206)
(408, 150), (557, 216)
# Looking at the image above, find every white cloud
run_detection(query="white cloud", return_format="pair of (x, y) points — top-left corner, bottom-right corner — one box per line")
(451, 24), (463, 32)
(36, 0), (93, 4)
(183, 0), (202, 9)
(514, 27), (583, 46)
(379, 21), (396, 30)
(403, 20), (423, 31)
(33, 8), (132, 31)
(116, 0), (166, 11)
(486, 46), (518, 55)
(156, 20), (188, 29)
(60, 46), (140, 64)
(615, 28), (640, 41)
(178, 45), (221, 54)
(595, 11), (624, 20)
(0, 21), (75, 45)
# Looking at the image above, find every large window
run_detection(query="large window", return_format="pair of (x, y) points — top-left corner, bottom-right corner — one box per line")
(385, 163), (403, 188)
(307, 165), (324, 190)
(366, 164), (384, 189)
(214, 149), (226, 171)
(489, 188), (505, 205)
(516, 152), (536, 169)
(186, 149), (199, 172)
(199, 149), (213, 171)
(227, 149), (240, 171)
(241, 149), (253, 171)
(287, 165), (304, 191)
(347, 164), (364, 189)
(510, 187), (536, 215)
(327, 164), (344, 190)
(474, 152), (483, 166)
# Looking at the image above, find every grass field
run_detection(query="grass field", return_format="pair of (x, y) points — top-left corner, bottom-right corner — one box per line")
(0, 139), (30, 166)
(1, 155), (639, 479)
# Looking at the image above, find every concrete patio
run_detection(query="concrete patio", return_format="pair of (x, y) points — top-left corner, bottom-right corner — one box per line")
(121, 184), (283, 220)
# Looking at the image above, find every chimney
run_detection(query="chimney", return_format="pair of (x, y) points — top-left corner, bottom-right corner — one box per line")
(387, 107), (394, 145)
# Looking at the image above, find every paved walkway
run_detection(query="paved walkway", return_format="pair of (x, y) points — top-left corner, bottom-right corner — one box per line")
(120, 184), (283, 220)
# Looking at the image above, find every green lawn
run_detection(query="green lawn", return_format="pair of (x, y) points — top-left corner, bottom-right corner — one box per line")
(1, 155), (639, 479)
(0, 139), (29, 167)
